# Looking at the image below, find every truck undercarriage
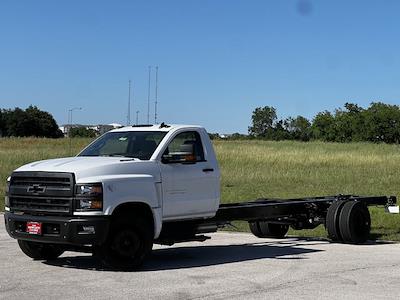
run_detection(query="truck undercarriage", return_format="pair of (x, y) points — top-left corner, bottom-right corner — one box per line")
(157, 195), (397, 245)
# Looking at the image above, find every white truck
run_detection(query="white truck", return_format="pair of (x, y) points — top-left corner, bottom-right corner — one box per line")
(4, 123), (398, 269)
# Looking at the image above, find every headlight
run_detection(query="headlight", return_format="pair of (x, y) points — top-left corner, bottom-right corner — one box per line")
(75, 183), (103, 211)
(5, 177), (10, 207)
(76, 184), (103, 196)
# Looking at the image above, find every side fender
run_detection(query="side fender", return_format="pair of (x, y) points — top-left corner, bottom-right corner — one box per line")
(78, 174), (163, 238)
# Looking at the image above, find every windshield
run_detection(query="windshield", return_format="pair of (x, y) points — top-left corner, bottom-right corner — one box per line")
(78, 131), (167, 160)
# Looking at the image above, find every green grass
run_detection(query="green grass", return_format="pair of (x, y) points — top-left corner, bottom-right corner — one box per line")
(1, 138), (399, 240)
(214, 140), (400, 241)
(0, 137), (92, 205)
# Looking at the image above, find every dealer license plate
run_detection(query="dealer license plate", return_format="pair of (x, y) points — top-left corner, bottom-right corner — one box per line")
(26, 222), (42, 235)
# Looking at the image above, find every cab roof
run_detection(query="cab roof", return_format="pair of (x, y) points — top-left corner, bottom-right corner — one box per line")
(109, 123), (204, 133)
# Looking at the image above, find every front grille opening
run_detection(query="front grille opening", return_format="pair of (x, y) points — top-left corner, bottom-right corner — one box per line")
(9, 172), (75, 215)
(10, 197), (71, 214)
(11, 176), (71, 186)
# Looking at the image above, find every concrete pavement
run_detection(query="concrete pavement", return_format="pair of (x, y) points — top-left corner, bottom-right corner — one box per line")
(1, 216), (399, 299)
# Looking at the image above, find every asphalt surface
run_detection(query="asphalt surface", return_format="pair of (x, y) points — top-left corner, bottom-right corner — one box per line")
(1, 215), (400, 300)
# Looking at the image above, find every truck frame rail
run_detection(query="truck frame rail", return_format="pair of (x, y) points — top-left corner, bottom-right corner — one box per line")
(214, 195), (396, 223)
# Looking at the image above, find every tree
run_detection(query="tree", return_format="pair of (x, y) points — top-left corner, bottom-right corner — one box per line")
(0, 110), (3, 137)
(285, 116), (311, 141)
(208, 133), (220, 140)
(2, 108), (29, 137)
(362, 102), (400, 143)
(69, 127), (98, 138)
(248, 102), (400, 144)
(248, 106), (277, 137)
(271, 119), (290, 140)
(25, 106), (63, 138)
(332, 103), (365, 142)
(311, 111), (336, 141)
(229, 133), (249, 140)
(333, 109), (355, 142)
(0, 106), (63, 138)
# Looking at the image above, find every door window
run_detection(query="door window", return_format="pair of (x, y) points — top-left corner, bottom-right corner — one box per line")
(164, 131), (205, 162)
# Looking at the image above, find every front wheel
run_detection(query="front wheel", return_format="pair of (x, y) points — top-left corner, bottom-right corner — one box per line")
(18, 240), (65, 260)
(95, 218), (153, 270)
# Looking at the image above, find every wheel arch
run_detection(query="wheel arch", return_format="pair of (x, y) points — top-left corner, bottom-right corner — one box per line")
(110, 202), (162, 239)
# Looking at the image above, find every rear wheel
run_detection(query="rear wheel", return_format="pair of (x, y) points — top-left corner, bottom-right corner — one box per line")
(326, 200), (347, 242)
(17, 240), (65, 260)
(249, 221), (289, 238)
(339, 201), (371, 244)
(96, 217), (153, 270)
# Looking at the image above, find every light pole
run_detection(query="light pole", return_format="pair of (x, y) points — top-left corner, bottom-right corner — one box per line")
(147, 66), (151, 124)
(136, 110), (139, 125)
(154, 66), (158, 124)
(68, 107), (82, 133)
(68, 107), (82, 155)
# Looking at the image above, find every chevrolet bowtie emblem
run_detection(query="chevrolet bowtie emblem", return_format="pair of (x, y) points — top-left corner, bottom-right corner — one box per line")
(27, 184), (46, 194)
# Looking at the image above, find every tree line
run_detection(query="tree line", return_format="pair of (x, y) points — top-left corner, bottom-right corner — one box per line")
(0, 106), (63, 138)
(2, 103), (400, 143)
(69, 126), (98, 138)
(247, 102), (400, 143)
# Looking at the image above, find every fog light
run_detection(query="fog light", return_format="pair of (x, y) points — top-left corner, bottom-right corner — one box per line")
(79, 225), (95, 234)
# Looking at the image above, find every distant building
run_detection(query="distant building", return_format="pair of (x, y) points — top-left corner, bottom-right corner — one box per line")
(60, 123), (123, 137)
(108, 123), (123, 128)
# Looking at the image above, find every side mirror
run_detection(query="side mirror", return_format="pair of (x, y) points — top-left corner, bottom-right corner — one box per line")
(162, 144), (196, 164)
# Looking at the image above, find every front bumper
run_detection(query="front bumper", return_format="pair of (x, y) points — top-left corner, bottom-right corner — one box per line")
(4, 212), (110, 245)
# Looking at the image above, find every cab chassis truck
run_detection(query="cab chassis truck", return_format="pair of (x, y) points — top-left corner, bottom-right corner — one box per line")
(4, 124), (398, 270)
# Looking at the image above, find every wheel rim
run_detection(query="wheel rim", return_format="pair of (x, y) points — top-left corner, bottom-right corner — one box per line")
(352, 206), (370, 238)
(111, 230), (141, 258)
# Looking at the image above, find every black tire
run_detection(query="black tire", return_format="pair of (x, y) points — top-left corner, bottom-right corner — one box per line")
(249, 221), (263, 237)
(97, 217), (153, 270)
(17, 240), (65, 260)
(326, 200), (347, 242)
(249, 221), (289, 238)
(339, 201), (371, 244)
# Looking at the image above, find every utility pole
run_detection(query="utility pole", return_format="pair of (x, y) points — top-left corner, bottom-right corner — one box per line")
(127, 80), (131, 126)
(136, 110), (139, 125)
(154, 66), (158, 124)
(147, 66), (151, 124)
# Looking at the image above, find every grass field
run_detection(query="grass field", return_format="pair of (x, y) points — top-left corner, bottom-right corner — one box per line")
(1, 138), (399, 240)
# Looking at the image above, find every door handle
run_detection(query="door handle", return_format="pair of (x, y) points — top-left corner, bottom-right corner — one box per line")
(202, 168), (214, 172)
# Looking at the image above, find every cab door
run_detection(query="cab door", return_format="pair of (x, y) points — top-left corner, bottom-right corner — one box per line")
(159, 131), (218, 220)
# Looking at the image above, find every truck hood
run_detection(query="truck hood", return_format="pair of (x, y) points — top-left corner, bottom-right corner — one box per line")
(14, 156), (161, 182)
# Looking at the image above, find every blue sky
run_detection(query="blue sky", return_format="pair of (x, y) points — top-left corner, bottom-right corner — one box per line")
(1, 0), (400, 133)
